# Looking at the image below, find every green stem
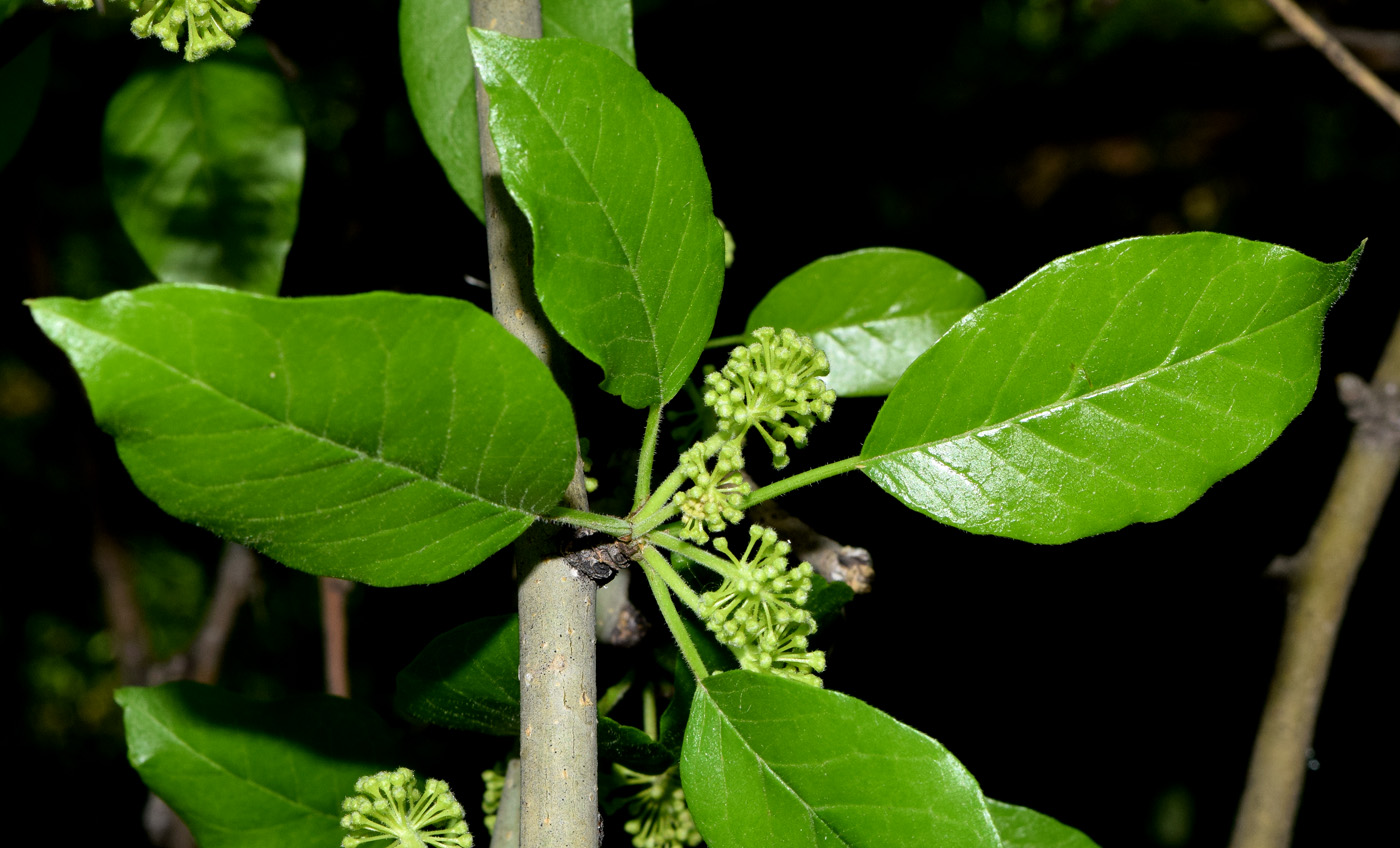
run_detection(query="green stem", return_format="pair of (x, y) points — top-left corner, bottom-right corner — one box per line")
(642, 684), (657, 741)
(639, 547), (709, 680)
(646, 530), (736, 579)
(706, 333), (750, 349)
(633, 403), (664, 512)
(740, 455), (865, 508)
(632, 432), (732, 534)
(541, 507), (631, 537)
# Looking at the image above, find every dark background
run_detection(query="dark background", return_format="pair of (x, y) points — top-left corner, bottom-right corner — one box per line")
(2, 1), (1394, 845)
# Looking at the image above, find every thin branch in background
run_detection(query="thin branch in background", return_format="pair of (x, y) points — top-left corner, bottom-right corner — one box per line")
(146, 542), (260, 686)
(1261, 0), (1400, 125)
(319, 576), (354, 697)
(92, 523), (152, 685)
(1228, 314), (1400, 848)
(1263, 24), (1400, 72)
(1228, 6), (1400, 848)
(742, 471), (875, 594)
(490, 758), (522, 848)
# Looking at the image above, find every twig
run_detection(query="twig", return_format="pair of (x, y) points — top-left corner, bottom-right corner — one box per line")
(1228, 310), (1400, 848)
(147, 542), (260, 686)
(1261, 0), (1400, 125)
(489, 758), (522, 848)
(471, 3), (599, 846)
(319, 576), (354, 697)
(92, 524), (151, 685)
(744, 471), (875, 593)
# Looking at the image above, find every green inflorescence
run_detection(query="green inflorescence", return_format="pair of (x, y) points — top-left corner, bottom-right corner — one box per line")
(615, 765), (701, 848)
(480, 767), (504, 835)
(672, 441), (749, 544)
(340, 767), (474, 848)
(43, 0), (94, 9)
(127, 0), (259, 62)
(703, 326), (836, 470)
(700, 524), (825, 686)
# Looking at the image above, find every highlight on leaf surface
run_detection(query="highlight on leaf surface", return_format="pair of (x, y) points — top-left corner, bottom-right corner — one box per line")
(862, 233), (1360, 544)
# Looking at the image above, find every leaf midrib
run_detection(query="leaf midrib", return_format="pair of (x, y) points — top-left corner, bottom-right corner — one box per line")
(49, 308), (536, 520)
(862, 286), (1332, 465)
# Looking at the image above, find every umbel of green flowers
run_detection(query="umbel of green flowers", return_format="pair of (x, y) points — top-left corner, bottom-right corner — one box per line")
(128, 0), (258, 61)
(700, 524), (825, 686)
(614, 765), (702, 848)
(702, 326), (836, 470)
(341, 768), (473, 848)
(672, 440), (748, 545)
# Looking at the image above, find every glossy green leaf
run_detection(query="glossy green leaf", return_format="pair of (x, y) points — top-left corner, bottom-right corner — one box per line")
(400, 0), (635, 224)
(988, 800), (1101, 848)
(682, 670), (1000, 848)
(117, 682), (396, 848)
(102, 56), (304, 294)
(746, 248), (985, 396)
(542, 0), (635, 65)
(0, 32), (48, 174)
(396, 613), (674, 770)
(862, 233), (1359, 544)
(28, 284), (577, 586)
(396, 614), (521, 735)
(472, 30), (725, 408)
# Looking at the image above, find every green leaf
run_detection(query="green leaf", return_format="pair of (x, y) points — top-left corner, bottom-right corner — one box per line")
(682, 670), (1000, 848)
(396, 614), (521, 735)
(803, 571), (855, 628)
(471, 30), (725, 408)
(117, 682), (396, 848)
(102, 55), (304, 294)
(399, 0), (635, 224)
(862, 233), (1359, 544)
(0, 32), (48, 174)
(396, 613), (674, 771)
(399, 0), (483, 222)
(542, 0), (635, 66)
(745, 248), (985, 397)
(988, 800), (1101, 848)
(599, 716), (675, 774)
(28, 284), (577, 586)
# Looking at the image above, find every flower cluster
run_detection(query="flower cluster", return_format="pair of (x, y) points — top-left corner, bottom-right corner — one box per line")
(480, 768), (505, 835)
(128, 0), (258, 62)
(43, 1), (94, 9)
(703, 327), (836, 469)
(672, 441), (749, 544)
(615, 765), (701, 848)
(340, 768), (473, 848)
(699, 525), (825, 686)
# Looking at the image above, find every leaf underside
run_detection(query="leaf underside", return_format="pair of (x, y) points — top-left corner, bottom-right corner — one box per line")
(117, 682), (395, 848)
(471, 30), (725, 408)
(681, 670), (1001, 848)
(102, 57), (304, 295)
(746, 247), (986, 397)
(29, 284), (577, 586)
(862, 233), (1359, 544)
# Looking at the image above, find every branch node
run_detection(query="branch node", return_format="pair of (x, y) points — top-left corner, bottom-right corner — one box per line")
(1336, 372), (1400, 446)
